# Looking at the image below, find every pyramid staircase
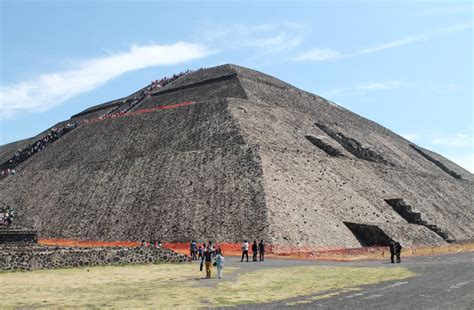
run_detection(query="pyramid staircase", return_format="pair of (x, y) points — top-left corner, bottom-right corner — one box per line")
(0, 71), (190, 174)
(385, 198), (452, 242)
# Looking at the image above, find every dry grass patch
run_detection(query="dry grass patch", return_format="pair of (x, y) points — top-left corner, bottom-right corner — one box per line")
(211, 266), (414, 307)
(0, 264), (415, 308)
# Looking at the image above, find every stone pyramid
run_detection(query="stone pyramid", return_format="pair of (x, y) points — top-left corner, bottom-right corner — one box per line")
(1, 64), (472, 248)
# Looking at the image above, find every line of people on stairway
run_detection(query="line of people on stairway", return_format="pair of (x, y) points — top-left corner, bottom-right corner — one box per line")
(0, 70), (193, 176)
(0, 168), (16, 177)
(149, 70), (191, 90)
(1, 123), (78, 170)
(103, 69), (192, 119)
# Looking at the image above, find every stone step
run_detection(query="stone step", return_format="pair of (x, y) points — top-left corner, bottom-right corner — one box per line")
(0, 227), (37, 243)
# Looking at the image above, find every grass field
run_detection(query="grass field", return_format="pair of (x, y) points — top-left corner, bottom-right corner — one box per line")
(1, 263), (415, 308)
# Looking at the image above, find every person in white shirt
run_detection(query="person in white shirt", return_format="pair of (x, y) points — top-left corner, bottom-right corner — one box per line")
(240, 240), (249, 262)
(215, 249), (225, 279)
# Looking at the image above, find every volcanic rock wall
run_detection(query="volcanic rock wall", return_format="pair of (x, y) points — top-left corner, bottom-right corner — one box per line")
(0, 245), (187, 270)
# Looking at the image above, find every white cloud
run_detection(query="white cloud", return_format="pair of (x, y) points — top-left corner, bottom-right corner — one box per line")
(201, 24), (277, 42)
(357, 22), (472, 55)
(323, 80), (401, 97)
(0, 42), (211, 118)
(293, 22), (472, 62)
(199, 23), (304, 54)
(292, 48), (343, 61)
(356, 81), (401, 91)
(244, 32), (304, 53)
(432, 133), (472, 148)
(422, 6), (473, 16)
(421, 82), (461, 94)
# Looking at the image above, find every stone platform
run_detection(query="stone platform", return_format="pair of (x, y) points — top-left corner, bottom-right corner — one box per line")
(0, 226), (37, 244)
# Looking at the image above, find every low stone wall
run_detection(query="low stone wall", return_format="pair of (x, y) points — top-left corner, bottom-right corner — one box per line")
(0, 245), (188, 271)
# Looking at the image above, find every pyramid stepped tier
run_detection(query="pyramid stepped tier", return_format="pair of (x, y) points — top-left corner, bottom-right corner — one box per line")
(0, 64), (472, 248)
(385, 199), (453, 242)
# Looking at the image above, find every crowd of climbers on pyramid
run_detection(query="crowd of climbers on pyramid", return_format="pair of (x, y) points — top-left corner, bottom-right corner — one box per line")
(1, 123), (78, 174)
(0, 207), (14, 226)
(94, 70), (192, 121)
(0, 168), (16, 177)
(0, 70), (192, 177)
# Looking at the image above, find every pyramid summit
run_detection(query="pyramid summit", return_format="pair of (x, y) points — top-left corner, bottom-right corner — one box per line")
(1, 64), (472, 248)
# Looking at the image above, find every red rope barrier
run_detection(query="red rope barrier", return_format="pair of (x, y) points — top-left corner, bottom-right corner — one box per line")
(85, 101), (195, 125)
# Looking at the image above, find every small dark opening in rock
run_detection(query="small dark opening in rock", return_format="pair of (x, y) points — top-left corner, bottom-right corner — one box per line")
(343, 222), (393, 246)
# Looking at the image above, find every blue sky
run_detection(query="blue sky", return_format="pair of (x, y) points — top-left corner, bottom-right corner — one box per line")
(0, 0), (472, 171)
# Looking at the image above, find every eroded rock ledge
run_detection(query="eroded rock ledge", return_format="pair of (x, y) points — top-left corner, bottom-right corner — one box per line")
(315, 123), (391, 165)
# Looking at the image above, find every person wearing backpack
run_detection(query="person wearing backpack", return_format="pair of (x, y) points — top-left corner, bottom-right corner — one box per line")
(215, 249), (225, 279)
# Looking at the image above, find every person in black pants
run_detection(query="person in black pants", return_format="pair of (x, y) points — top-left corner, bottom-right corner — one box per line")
(240, 240), (249, 262)
(389, 241), (396, 263)
(189, 241), (194, 260)
(252, 241), (258, 261)
(259, 240), (265, 261)
(395, 242), (402, 263)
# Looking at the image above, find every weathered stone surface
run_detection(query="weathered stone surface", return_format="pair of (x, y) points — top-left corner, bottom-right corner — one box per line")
(0, 64), (472, 248)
